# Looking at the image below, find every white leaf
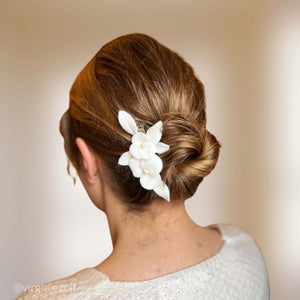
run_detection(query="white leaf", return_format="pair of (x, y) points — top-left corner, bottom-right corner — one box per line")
(146, 121), (162, 144)
(118, 151), (132, 166)
(155, 142), (170, 154)
(140, 174), (161, 190)
(154, 181), (170, 202)
(118, 110), (138, 135)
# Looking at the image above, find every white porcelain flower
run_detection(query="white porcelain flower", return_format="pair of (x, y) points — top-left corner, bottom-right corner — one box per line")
(117, 110), (171, 202)
(129, 154), (162, 186)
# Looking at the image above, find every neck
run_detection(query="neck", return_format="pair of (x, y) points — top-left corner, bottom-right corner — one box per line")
(104, 193), (199, 254)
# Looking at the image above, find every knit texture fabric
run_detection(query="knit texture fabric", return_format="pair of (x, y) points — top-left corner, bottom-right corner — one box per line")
(16, 223), (270, 299)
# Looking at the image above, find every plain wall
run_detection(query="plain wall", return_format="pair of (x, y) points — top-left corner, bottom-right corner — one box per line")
(1, 0), (299, 299)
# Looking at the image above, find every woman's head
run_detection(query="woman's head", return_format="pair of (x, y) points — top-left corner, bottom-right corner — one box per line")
(60, 33), (222, 213)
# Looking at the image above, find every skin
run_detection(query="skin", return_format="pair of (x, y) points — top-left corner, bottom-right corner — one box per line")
(59, 111), (224, 281)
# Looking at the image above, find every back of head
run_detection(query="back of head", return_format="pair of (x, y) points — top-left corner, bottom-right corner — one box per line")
(64, 33), (222, 212)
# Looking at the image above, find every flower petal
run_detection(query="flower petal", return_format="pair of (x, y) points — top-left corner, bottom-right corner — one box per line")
(139, 143), (156, 159)
(140, 173), (161, 190)
(146, 121), (162, 144)
(129, 143), (141, 159)
(132, 132), (150, 144)
(154, 181), (170, 202)
(118, 110), (138, 135)
(141, 154), (163, 174)
(155, 142), (170, 154)
(128, 158), (143, 178)
(118, 151), (132, 166)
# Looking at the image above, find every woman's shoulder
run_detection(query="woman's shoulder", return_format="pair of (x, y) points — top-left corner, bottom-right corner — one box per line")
(207, 223), (268, 268)
(210, 223), (270, 292)
(208, 222), (262, 246)
(15, 267), (108, 300)
(211, 222), (267, 259)
(208, 222), (251, 238)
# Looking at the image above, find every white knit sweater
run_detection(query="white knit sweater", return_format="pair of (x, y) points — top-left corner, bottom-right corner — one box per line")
(16, 223), (270, 299)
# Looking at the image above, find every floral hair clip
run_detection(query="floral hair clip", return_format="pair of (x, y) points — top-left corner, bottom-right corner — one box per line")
(117, 110), (171, 202)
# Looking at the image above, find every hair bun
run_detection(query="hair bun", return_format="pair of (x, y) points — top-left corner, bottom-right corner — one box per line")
(160, 113), (222, 199)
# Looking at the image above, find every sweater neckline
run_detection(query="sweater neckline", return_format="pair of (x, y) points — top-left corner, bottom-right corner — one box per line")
(87, 223), (229, 285)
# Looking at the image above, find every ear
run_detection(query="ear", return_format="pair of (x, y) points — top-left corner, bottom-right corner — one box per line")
(75, 137), (99, 183)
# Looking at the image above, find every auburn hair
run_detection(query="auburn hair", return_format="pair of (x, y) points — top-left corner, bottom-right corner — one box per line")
(63, 33), (222, 213)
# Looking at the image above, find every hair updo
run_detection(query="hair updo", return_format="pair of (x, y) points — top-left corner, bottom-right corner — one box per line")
(64, 33), (222, 213)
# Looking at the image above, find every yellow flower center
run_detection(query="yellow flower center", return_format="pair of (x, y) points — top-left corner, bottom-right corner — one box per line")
(140, 142), (146, 149)
(143, 168), (149, 174)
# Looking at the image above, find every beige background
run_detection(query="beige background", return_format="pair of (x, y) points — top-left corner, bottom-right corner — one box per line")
(1, 0), (299, 299)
